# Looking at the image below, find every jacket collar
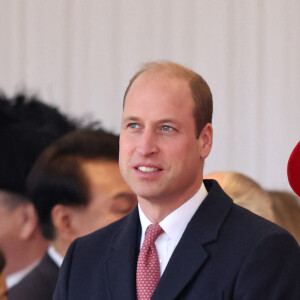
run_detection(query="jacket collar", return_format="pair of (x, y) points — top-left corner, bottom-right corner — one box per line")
(153, 180), (233, 299)
(105, 206), (140, 300)
(106, 180), (233, 300)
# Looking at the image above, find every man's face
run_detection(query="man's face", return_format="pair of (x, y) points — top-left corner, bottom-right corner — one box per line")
(119, 72), (209, 205)
(70, 160), (137, 236)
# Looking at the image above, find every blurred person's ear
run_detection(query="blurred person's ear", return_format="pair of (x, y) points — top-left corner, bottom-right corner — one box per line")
(19, 202), (39, 240)
(51, 205), (77, 242)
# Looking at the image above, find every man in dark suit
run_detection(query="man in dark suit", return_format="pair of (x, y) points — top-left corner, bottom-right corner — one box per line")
(54, 61), (300, 299)
(10, 128), (137, 300)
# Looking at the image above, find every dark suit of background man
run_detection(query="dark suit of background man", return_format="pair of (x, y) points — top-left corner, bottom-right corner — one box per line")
(12, 128), (137, 300)
(54, 61), (300, 299)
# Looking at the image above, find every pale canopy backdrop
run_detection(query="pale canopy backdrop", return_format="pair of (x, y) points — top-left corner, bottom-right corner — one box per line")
(0, 0), (299, 192)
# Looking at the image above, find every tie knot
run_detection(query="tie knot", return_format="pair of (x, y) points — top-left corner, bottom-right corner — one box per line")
(144, 224), (163, 246)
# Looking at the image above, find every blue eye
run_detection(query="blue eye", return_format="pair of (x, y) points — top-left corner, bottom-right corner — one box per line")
(162, 125), (172, 131)
(128, 123), (139, 129)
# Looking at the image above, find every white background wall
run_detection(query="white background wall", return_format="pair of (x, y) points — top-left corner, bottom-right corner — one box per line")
(0, 0), (299, 192)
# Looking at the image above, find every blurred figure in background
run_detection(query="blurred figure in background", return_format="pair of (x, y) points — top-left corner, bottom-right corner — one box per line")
(11, 128), (137, 300)
(0, 250), (7, 300)
(204, 171), (276, 222)
(205, 171), (300, 245)
(0, 92), (77, 295)
(268, 190), (300, 245)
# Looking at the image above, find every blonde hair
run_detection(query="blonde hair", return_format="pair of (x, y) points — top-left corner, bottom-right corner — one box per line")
(268, 191), (300, 245)
(205, 171), (276, 222)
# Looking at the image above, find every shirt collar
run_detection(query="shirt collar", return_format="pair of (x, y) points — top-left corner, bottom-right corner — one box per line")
(6, 259), (40, 289)
(138, 182), (208, 243)
(47, 246), (63, 267)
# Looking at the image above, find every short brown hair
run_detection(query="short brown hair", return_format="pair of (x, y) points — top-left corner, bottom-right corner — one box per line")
(123, 61), (213, 137)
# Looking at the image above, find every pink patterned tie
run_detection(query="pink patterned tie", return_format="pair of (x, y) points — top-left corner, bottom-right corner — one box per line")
(136, 224), (164, 300)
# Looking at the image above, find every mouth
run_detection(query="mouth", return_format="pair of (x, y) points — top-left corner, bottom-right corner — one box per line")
(137, 166), (159, 173)
(135, 165), (163, 173)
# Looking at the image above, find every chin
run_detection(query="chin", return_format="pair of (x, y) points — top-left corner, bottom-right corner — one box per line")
(135, 190), (163, 202)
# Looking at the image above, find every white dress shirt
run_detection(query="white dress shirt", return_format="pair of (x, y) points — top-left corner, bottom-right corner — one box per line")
(47, 246), (63, 268)
(138, 182), (208, 276)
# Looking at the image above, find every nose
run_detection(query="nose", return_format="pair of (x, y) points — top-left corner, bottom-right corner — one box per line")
(136, 129), (158, 157)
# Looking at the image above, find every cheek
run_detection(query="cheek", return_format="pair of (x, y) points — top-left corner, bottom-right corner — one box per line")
(119, 144), (133, 177)
(0, 221), (17, 243)
(119, 134), (128, 152)
(74, 207), (103, 234)
(120, 134), (136, 156)
(0, 212), (19, 236)
(87, 212), (120, 232)
(119, 144), (128, 166)
(168, 142), (192, 162)
(171, 145), (200, 172)
(87, 203), (117, 230)
(77, 215), (105, 236)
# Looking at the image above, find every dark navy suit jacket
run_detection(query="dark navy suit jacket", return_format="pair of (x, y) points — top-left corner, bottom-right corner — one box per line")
(53, 180), (300, 299)
(8, 253), (59, 300)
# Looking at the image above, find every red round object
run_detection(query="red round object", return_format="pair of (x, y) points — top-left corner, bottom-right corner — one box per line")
(287, 141), (300, 197)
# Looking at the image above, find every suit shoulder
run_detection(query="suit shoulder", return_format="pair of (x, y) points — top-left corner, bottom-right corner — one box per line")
(221, 202), (300, 260)
(231, 202), (289, 236)
(8, 257), (59, 300)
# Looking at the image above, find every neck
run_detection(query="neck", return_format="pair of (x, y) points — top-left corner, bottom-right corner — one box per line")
(138, 183), (202, 223)
(50, 237), (70, 258)
(4, 236), (47, 276)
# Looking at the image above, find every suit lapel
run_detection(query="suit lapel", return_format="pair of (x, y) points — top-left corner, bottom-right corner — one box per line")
(152, 180), (233, 299)
(152, 227), (208, 300)
(105, 207), (140, 300)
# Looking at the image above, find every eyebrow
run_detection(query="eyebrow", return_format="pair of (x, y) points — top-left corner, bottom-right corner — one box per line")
(158, 118), (177, 124)
(122, 116), (141, 123)
(122, 117), (177, 125)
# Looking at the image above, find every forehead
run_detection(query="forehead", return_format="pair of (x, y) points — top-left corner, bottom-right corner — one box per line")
(124, 72), (195, 117)
(129, 71), (190, 96)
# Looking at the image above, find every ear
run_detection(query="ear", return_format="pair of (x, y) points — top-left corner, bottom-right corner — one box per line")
(51, 204), (77, 243)
(19, 202), (39, 240)
(198, 123), (213, 159)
